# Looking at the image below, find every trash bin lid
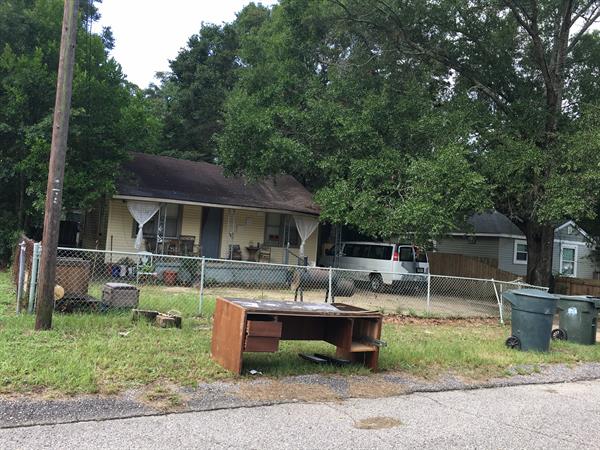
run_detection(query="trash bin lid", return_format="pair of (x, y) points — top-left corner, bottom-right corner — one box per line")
(556, 294), (600, 305)
(508, 288), (555, 300)
(503, 289), (557, 315)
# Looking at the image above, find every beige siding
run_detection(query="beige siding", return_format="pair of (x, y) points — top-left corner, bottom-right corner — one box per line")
(104, 200), (203, 256)
(105, 199), (138, 255)
(180, 204), (202, 246)
(219, 209), (267, 260)
(103, 200), (319, 264)
(219, 209), (319, 263)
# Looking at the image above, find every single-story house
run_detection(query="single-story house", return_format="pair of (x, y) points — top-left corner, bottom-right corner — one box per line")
(79, 153), (320, 264)
(435, 211), (598, 279)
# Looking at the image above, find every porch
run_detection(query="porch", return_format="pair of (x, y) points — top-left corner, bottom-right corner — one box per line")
(97, 199), (319, 264)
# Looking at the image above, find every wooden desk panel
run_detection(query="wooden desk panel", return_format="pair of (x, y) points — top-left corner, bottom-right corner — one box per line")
(211, 297), (383, 374)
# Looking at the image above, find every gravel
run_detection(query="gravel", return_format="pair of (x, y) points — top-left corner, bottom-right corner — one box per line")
(3, 362), (600, 429)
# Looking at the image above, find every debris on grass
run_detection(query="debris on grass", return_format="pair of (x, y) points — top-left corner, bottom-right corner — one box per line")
(237, 381), (340, 403)
(384, 315), (500, 327)
(141, 384), (187, 412)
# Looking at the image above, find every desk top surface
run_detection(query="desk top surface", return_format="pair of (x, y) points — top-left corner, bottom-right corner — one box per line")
(218, 297), (382, 318)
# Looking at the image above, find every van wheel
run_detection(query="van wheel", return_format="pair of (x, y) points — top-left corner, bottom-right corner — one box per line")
(369, 274), (383, 292)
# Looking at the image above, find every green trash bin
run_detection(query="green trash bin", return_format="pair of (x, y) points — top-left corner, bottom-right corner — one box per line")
(551, 296), (600, 345)
(503, 289), (558, 352)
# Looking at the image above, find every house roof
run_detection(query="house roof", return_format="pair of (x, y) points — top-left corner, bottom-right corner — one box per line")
(458, 211), (524, 237)
(116, 153), (320, 216)
(450, 211), (591, 240)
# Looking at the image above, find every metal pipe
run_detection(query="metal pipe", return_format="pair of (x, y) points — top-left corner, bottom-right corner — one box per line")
(327, 267), (333, 303)
(16, 241), (26, 314)
(426, 273), (431, 314)
(28, 243), (41, 314)
(199, 256), (205, 316)
(492, 279), (504, 324)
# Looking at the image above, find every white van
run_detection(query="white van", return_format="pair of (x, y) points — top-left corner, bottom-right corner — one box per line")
(324, 242), (429, 291)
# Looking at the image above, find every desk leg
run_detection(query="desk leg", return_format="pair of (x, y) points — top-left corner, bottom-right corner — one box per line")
(211, 298), (246, 374)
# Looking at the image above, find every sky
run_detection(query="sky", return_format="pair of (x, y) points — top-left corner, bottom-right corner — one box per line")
(95, 1), (278, 88)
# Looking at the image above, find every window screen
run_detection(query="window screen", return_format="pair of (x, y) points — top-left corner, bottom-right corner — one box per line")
(264, 214), (300, 247)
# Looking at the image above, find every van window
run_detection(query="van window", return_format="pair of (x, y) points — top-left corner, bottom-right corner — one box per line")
(415, 248), (428, 263)
(369, 245), (393, 260)
(398, 247), (414, 262)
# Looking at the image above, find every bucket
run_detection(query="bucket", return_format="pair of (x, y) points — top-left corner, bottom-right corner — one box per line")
(163, 270), (178, 286)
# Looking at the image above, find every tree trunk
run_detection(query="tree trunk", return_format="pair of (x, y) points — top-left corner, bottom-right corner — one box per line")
(525, 222), (554, 286)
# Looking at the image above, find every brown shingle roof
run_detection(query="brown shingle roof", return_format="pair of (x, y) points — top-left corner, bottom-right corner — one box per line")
(116, 153), (320, 216)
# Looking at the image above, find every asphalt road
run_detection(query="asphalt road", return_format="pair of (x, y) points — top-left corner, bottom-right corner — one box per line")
(3, 380), (600, 449)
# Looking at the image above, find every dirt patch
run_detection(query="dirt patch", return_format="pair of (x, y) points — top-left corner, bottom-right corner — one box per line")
(348, 380), (407, 398)
(384, 315), (500, 327)
(237, 381), (340, 403)
(139, 384), (187, 412)
(354, 416), (402, 430)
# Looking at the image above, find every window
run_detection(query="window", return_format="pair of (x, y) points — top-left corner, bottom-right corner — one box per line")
(132, 204), (181, 238)
(513, 240), (527, 264)
(560, 245), (577, 277)
(264, 213), (300, 247)
(369, 245), (393, 260)
(398, 247), (414, 262)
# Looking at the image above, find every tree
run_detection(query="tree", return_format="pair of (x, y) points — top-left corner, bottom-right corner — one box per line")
(219, 0), (600, 285)
(154, 3), (270, 162)
(218, 1), (491, 245)
(0, 0), (158, 262)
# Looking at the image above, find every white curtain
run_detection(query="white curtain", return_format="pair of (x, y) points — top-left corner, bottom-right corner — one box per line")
(127, 201), (160, 250)
(293, 215), (319, 258)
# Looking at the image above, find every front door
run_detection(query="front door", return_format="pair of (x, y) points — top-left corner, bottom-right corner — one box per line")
(201, 207), (223, 258)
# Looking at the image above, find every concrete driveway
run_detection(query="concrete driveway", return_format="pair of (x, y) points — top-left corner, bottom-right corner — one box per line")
(3, 379), (599, 449)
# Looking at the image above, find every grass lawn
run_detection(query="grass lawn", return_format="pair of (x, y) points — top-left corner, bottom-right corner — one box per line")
(2, 270), (600, 396)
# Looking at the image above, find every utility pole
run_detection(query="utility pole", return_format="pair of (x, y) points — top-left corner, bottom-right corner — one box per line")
(35, 0), (79, 330)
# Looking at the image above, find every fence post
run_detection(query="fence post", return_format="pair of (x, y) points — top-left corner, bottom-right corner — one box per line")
(327, 267), (333, 303)
(491, 278), (504, 324)
(426, 273), (431, 314)
(198, 256), (206, 316)
(16, 241), (26, 314)
(28, 243), (41, 314)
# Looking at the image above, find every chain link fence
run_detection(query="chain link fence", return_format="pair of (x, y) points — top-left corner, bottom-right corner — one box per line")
(15, 247), (547, 321)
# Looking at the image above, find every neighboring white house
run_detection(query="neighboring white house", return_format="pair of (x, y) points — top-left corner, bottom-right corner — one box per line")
(436, 211), (598, 279)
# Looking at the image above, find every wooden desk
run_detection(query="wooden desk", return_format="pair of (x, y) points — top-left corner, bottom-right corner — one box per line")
(211, 297), (383, 374)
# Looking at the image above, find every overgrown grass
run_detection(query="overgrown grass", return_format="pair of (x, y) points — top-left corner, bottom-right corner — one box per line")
(3, 270), (600, 395)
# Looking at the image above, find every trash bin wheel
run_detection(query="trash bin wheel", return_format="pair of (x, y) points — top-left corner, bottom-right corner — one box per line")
(505, 335), (521, 350)
(551, 328), (567, 341)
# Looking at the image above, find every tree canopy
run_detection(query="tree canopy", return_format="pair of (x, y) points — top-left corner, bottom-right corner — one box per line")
(215, 0), (600, 285)
(0, 0), (157, 261)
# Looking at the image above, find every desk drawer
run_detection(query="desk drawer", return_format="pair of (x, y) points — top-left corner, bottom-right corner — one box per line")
(246, 320), (282, 338)
(245, 336), (280, 352)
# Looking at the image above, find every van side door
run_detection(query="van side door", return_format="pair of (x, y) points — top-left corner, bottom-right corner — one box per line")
(397, 246), (416, 273)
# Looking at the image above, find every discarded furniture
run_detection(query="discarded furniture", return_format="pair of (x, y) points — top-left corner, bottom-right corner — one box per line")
(211, 297), (383, 374)
(102, 283), (140, 309)
(132, 309), (182, 328)
(257, 244), (271, 263)
(56, 257), (91, 297)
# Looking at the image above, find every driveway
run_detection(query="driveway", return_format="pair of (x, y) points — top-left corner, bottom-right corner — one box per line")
(2, 379), (599, 449)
